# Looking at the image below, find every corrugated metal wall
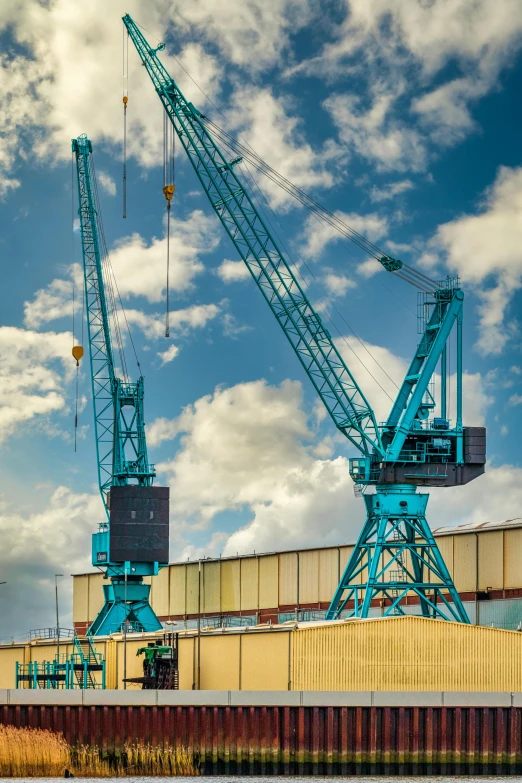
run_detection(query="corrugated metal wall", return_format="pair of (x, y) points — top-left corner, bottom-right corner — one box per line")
(3, 616), (522, 692)
(72, 525), (522, 627)
(291, 617), (522, 692)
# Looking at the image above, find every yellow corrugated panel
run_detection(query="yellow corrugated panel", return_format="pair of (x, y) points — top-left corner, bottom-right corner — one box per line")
(299, 550), (319, 604)
(291, 616), (522, 691)
(259, 555), (278, 609)
(221, 560), (241, 612)
(279, 552), (298, 606)
(178, 636), (194, 689)
(186, 563), (200, 615)
(340, 545), (364, 583)
(115, 638), (146, 689)
(478, 530), (504, 590)
(200, 633), (240, 689)
(241, 630), (290, 690)
(0, 646), (26, 688)
(431, 534), (454, 584)
(453, 533), (477, 592)
(88, 573), (108, 623)
(240, 557), (259, 612)
(150, 566), (170, 617)
(169, 565), (187, 616)
(504, 529), (522, 588)
(104, 640), (117, 689)
(319, 548), (339, 603)
(72, 575), (89, 624)
(203, 561), (220, 614)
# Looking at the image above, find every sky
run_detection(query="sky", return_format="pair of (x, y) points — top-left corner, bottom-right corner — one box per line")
(1, 0), (522, 639)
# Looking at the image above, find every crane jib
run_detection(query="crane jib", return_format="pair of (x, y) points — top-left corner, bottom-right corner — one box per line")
(122, 14), (384, 460)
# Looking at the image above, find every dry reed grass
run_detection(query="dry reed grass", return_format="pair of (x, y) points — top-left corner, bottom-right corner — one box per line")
(0, 725), (69, 777)
(0, 725), (199, 777)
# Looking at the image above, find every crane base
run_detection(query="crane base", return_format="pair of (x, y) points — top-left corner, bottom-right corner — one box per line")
(326, 484), (469, 623)
(88, 579), (162, 636)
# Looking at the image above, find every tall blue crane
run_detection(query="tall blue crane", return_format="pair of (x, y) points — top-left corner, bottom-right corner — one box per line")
(73, 134), (169, 636)
(123, 17), (486, 622)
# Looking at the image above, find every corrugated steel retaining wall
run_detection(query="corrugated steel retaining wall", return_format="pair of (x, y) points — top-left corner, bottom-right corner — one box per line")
(2, 692), (522, 774)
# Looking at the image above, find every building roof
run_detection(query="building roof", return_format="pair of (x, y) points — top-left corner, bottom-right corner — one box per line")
(432, 518), (522, 536)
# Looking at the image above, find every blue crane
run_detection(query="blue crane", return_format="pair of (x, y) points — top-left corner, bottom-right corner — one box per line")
(73, 134), (169, 636)
(123, 17), (485, 622)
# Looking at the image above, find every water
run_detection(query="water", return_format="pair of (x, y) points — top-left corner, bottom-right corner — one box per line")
(1, 777), (518, 782)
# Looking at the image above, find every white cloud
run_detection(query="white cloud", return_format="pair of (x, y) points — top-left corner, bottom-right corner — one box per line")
(508, 394), (522, 407)
(370, 179), (414, 203)
(150, 371), (498, 563)
(156, 379), (314, 525)
(429, 463), (522, 529)
(171, 0), (312, 73)
(228, 87), (342, 209)
(412, 76), (488, 146)
(323, 89), (428, 173)
(0, 326), (73, 444)
(217, 259), (250, 283)
(125, 303), (222, 340)
(0, 0), (317, 192)
(147, 417), (181, 448)
(158, 343), (180, 365)
(291, 1), (522, 172)
(26, 212), (222, 328)
(301, 208), (388, 260)
(109, 211), (220, 301)
(430, 166), (522, 354)
(0, 486), (99, 636)
(0, 0), (224, 189)
(336, 337), (491, 425)
(323, 272), (356, 298)
(97, 170), (116, 196)
(334, 0), (522, 79)
(24, 263), (82, 329)
(221, 312), (252, 338)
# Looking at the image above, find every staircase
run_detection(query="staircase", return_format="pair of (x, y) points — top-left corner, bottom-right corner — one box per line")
(72, 634), (103, 688)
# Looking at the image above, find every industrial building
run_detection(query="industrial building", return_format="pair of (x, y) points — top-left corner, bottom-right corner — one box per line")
(73, 517), (522, 635)
(3, 615), (522, 692)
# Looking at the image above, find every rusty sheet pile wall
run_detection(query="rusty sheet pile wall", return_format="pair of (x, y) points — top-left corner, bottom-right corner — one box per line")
(1, 693), (522, 775)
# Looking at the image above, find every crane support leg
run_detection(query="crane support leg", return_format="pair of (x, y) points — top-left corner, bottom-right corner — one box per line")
(88, 579), (162, 636)
(326, 485), (469, 623)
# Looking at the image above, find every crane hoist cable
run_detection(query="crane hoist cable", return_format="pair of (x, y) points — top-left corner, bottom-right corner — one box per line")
(127, 18), (437, 295)
(122, 27), (129, 219)
(71, 150), (84, 450)
(163, 110), (175, 338)
(240, 158), (399, 400)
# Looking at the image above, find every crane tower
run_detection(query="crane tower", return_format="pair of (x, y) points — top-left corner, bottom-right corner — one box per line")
(73, 134), (169, 636)
(123, 17), (486, 622)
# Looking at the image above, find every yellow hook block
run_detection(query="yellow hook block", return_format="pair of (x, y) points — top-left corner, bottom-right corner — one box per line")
(72, 345), (84, 366)
(163, 184), (175, 203)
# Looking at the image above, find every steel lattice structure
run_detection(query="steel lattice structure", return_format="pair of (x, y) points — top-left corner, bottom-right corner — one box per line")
(123, 16), (486, 623)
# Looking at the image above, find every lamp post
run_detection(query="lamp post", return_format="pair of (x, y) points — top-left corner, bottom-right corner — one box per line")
(55, 574), (63, 668)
